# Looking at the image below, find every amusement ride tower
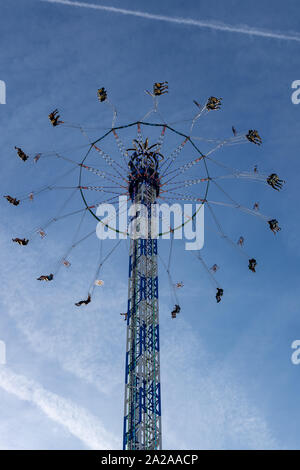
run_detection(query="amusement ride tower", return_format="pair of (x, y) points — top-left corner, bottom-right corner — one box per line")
(123, 135), (162, 450)
(6, 84), (284, 451)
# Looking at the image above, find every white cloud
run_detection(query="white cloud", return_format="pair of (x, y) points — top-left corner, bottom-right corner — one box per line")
(0, 366), (118, 449)
(160, 317), (278, 449)
(0, 221), (280, 449)
(0, 227), (126, 395)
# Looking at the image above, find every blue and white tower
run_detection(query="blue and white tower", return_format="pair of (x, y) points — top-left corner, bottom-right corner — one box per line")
(123, 137), (162, 450)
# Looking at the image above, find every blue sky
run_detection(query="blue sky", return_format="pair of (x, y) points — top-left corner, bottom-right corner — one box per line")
(0, 0), (300, 450)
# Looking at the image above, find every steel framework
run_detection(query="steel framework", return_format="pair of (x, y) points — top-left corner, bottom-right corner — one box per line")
(123, 153), (162, 450)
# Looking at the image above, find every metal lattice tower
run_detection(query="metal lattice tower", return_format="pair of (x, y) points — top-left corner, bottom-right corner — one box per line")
(123, 142), (162, 450)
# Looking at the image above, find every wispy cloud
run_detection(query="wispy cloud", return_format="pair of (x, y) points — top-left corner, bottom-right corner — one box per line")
(1, 271), (126, 395)
(0, 366), (118, 449)
(0, 226), (126, 396)
(0, 227), (279, 449)
(41, 0), (300, 43)
(161, 318), (279, 450)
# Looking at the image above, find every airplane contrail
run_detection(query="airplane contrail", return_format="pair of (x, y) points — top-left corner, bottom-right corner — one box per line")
(40, 0), (300, 43)
(0, 366), (118, 449)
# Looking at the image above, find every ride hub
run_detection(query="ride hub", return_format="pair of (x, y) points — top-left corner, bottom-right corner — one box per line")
(127, 138), (162, 202)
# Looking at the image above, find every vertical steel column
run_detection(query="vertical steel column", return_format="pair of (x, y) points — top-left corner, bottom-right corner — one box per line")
(123, 181), (162, 450)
